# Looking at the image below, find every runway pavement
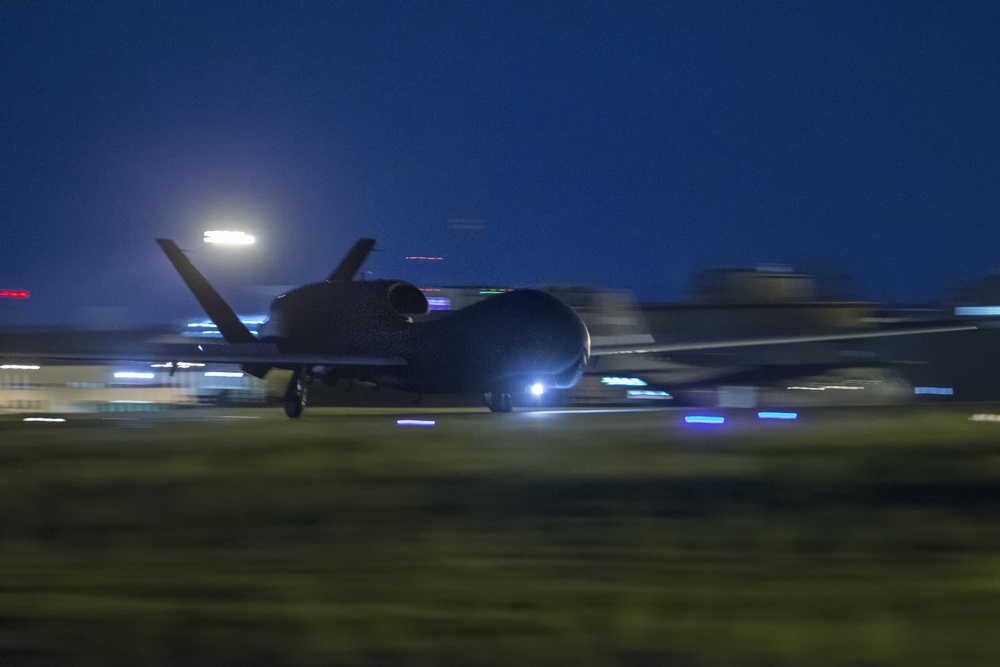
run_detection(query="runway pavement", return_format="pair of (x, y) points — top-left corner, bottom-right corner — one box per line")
(4, 402), (1000, 666)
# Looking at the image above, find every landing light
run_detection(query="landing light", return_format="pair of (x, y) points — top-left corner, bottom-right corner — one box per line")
(530, 383), (545, 396)
(396, 419), (436, 427)
(1, 364), (40, 370)
(205, 371), (244, 378)
(114, 372), (155, 380)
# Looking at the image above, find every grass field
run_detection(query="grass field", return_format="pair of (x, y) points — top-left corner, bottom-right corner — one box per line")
(2, 406), (1000, 666)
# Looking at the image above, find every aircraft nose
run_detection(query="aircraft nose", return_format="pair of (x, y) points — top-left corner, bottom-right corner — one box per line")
(516, 290), (590, 371)
(558, 301), (590, 364)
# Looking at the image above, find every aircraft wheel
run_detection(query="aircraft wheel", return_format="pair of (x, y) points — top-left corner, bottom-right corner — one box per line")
(484, 391), (514, 413)
(283, 377), (307, 419)
(284, 394), (304, 419)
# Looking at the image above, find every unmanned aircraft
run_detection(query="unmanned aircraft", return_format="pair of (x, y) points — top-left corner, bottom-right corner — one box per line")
(0, 238), (977, 418)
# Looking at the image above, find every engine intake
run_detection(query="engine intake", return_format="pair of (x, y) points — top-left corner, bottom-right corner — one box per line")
(387, 281), (429, 316)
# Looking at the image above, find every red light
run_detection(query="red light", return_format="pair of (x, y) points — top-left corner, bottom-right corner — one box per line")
(0, 290), (29, 299)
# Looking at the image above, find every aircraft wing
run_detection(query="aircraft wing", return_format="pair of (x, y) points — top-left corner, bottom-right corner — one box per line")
(590, 323), (978, 357)
(0, 341), (406, 368)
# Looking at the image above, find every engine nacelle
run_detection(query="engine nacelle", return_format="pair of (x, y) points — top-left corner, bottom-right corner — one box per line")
(386, 281), (428, 316)
(263, 279), (429, 345)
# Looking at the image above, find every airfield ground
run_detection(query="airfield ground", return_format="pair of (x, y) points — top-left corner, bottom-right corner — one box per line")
(2, 406), (1000, 666)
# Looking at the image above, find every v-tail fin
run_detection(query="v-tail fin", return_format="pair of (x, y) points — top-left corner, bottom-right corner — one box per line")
(156, 239), (258, 345)
(327, 238), (376, 282)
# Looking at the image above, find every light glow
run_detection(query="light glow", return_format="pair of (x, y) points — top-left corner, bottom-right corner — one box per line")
(529, 383), (545, 396)
(914, 386), (954, 395)
(151, 362), (205, 368)
(1, 364), (40, 370)
(0, 290), (29, 299)
(685, 416), (726, 424)
(526, 408), (666, 415)
(627, 390), (672, 400)
(187, 315), (266, 327)
(185, 315), (265, 338)
(955, 306), (1000, 316)
(427, 297), (451, 311)
(787, 385), (864, 391)
(601, 376), (648, 387)
(758, 411), (798, 420)
(970, 414), (1000, 422)
(204, 230), (256, 245)
(23, 417), (66, 423)
(396, 419), (436, 427)
(204, 371), (244, 378)
(114, 372), (155, 379)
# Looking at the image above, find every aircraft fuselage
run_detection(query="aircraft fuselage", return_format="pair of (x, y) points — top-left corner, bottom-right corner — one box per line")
(259, 285), (590, 395)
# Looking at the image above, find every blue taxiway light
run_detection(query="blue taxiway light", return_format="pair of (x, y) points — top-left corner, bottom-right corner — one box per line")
(684, 416), (725, 424)
(396, 419), (436, 427)
(758, 411), (798, 420)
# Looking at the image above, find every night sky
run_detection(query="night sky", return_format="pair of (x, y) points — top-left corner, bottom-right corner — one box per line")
(3, 2), (999, 324)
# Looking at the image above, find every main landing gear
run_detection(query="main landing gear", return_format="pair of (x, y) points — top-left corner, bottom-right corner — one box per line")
(483, 391), (514, 413)
(283, 368), (308, 419)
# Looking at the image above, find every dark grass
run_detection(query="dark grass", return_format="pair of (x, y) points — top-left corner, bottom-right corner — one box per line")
(2, 407), (1000, 666)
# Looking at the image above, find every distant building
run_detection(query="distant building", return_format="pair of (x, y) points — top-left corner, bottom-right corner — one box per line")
(693, 267), (817, 304)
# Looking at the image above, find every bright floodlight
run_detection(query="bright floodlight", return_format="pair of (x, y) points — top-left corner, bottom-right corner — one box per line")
(530, 382), (545, 396)
(204, 230), (256, 245)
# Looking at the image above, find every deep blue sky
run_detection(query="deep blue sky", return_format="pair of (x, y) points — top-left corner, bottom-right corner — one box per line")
(2, 1), (999, 323)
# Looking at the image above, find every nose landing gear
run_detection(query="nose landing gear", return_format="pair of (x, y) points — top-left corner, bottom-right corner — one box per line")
(283, 368), (308, 419)
(483, 391), (514, 413)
